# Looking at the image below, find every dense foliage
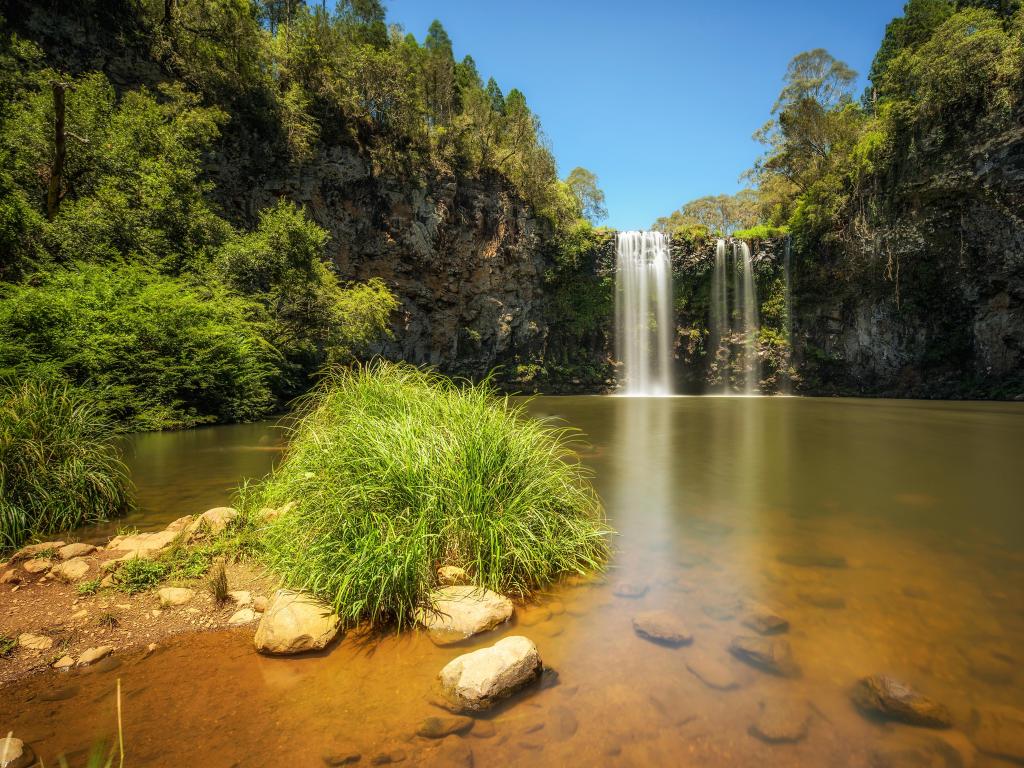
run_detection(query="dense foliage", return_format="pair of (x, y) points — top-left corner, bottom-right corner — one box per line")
(245, 361), (611, 628)
(0, 378), (132, 550)
(0, 9), (403, 429)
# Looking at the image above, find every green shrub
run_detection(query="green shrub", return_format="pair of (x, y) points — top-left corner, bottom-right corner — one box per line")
(0, 379), (132, 552)
(246, 361), (611, 628)
(732, 224), (789, 241)
(112, 557), (168, 595)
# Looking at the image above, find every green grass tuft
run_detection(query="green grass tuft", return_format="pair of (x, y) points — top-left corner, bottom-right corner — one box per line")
(0, 635), (15, 658)
(244, 361), (611, 629)
(112, 557), (167, 595)
(76, 578), (103, 596)
(0, 378), (133, 552)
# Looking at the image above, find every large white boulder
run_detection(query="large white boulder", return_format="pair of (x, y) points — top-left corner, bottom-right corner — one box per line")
(106, 529), (180, 557)
(415, 586), (513, 645)
(254, 589), (341, 655)
(439, 635), (543, 711)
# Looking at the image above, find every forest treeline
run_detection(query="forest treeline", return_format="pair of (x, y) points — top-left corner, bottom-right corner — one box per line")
(655, 0), (1023, 252)
(0, 0), (605, 430)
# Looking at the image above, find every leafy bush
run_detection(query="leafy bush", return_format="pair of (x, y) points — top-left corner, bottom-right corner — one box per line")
(246, 361), (611, 628)
(0, 378), (132, 551)
(0, 263), (278, 430)
(733, 224), (790, 241)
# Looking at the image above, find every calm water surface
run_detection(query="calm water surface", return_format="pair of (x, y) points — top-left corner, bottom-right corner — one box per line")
(5, 397), (1024, 766)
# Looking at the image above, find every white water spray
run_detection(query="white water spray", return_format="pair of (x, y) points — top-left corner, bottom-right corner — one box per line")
(738, 241), (761, 394)
(615, 231), (673, 395)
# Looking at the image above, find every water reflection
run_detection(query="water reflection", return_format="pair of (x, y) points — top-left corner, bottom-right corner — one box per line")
(5, 397), (1023, 766)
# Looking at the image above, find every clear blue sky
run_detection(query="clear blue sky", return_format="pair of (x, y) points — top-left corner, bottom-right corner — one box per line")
(387, 0), (905, 230)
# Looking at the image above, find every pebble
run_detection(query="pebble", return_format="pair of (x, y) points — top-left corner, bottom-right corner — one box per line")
(158, 587), (195, 607)
(229, 608), (257, 625)
(52, 655), (75, 670)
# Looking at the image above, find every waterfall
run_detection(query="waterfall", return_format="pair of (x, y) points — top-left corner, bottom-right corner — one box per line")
(709, 239), (729, 394)
(615, 231), (673, 395)
(738, 241), (761, 394)
(706, 239), (761, 395)
(782, 235), (793, 394)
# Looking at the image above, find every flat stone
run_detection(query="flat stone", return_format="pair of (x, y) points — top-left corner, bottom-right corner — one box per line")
(164, 515), (194, 532)
(228, 590), (252, 606)
(322, 747), (361, 766)
(416, 715), (474, 739)
(439, 635), (543, 712)
(187, 506), (238, 536)
(58, 543), (97, 560)
(229, 608), (257, 625)
(798, 588), (846, 609)
(52, 655), (75, 670)
(777, 552), (847, 568)
(22, 558), (52, 574)
(632, 611), (693, 647)
(52, 557), (91, 582)
(972, 705), (1024, 763)
(158, 587), (195, 607)
(685, 652), (740, 691)
(613, 582), (648, 598)
(749, 697), (810, 743)
(0, 736), (34, 768)
(77, 645), (114, 667)
(254, 589), (341, 655)
(13, 541), (65, 560)
(18, 633), (53, 650)
(851, 675), (952, 728)
(416, 586), (513, 645)
(438, 566), (470, 586)
(106, 529), (180, 557)
(741, 603), (789, 635)
(729, 636), (799, 677)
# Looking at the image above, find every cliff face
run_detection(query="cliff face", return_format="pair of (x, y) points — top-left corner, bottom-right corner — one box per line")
(210, 141), (554, 381)
(793, 119), (1024, 399)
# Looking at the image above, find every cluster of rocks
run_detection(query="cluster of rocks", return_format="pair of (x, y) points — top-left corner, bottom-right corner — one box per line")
(617, 574), (1024, 762)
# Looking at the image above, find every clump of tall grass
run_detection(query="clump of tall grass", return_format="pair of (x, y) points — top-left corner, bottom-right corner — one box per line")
(0, 379), (133, 552)
(245, 361), (611, 628)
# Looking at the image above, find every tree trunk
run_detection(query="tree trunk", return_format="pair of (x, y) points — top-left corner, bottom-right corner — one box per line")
(46, 82), (66, 221)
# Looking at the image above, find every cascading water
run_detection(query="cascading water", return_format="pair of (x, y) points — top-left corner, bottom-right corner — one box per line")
(615, 231), (673, 395)
(782, 235), (793, 394)
(738, 241), (761, 394)
(706, 239), (761, 394)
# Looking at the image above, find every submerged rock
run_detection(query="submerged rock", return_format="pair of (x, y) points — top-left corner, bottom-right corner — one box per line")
(438, 635), (543, 712)
(322, 746), (361, 766)
(254, 589), (341, 655)
(685, 652), (739, 691)
(972, 705), (1024, 763)
(416, 715), (474, 739)
(749, 698), (810, 744)
(741, 603), (789, 635)
(964, 647), (1016, 686)
(729, 636), (799, 677)
(416, 586), (513, 645)
(158, 587), (195, 607)
(851, 675), (952, 728)
(870, 730), (977, 768)
(0, 736), (34, 768)
(612, 582), (648, 599)
(632, 611), (693, 647)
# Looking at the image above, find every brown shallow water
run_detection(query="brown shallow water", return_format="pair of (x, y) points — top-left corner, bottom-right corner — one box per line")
(4, 396), (1024, 766)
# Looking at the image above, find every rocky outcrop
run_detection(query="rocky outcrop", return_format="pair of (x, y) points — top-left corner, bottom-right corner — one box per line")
(415, 586), (513, 645)
(851, 675), (952, 728)
(253, 589), (341, 655)
(438, 635), (543, 711)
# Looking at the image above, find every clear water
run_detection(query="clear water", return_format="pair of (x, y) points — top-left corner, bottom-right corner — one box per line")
(4, 397), (1023, 766)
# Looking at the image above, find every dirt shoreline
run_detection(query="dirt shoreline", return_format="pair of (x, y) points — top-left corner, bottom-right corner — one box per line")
(0, 515), (277, 687)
